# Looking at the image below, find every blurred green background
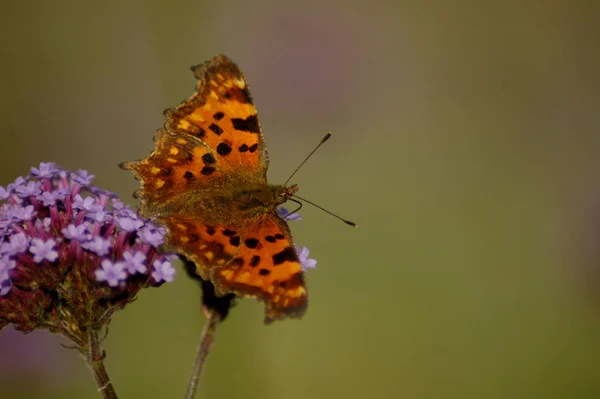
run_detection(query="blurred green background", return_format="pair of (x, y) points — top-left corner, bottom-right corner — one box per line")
(2, 1), (600, 398)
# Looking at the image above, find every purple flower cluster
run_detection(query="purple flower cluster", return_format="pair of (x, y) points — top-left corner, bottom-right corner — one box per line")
(0, 162), (175, 333)
(277, 207), (316, 272)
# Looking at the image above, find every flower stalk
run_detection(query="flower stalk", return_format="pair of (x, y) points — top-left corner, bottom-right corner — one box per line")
(85, 329), (117, 399)
(184, 310), (221, 399)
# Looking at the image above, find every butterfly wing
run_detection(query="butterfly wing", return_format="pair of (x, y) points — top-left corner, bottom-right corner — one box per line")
(165, 54), (268, 179)
(120, 130), (223, 214)
(165, 212), (307, 324)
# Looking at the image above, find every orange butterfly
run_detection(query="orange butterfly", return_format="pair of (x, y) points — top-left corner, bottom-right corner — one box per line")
(121, 55), (308, 323)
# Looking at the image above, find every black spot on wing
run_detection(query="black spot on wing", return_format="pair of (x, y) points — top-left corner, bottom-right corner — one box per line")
(238, 144), (249, 152)
(202, 153), (216, 164)
(259, 268), (270, 276)
(240, 87), (253, 104)
(217, 143), (232, 156)
(265, 235), (276, 243)
(213, 112), (225, 121)
(201, 166), (216, 175)
(209, 123), (223, 135)
(231, 114), (260, 133)
(272, 247), (299, 266)
(250, 255), (260, 267)
(249, 143), (258, 153)
(245, 238), (259, 249)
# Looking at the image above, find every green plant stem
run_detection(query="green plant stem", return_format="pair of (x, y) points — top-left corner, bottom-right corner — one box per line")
(185, 311), (221, 399)
(84, 329), (118, 399)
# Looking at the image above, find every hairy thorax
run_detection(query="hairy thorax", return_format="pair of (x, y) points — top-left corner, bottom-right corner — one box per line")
(145, 180), (297, 227)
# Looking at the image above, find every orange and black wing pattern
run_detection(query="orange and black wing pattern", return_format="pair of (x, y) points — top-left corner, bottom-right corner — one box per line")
(165, 54), (268, 179)
(166, 212), (307, 324)
(120, 131), (222, 213)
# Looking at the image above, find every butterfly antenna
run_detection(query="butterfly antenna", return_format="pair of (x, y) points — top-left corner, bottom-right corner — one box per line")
(292, 194), (357, 228)
(283, 133), (332, 187)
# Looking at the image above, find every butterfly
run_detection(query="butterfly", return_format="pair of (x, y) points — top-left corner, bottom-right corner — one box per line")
(121, 55), (307, 323)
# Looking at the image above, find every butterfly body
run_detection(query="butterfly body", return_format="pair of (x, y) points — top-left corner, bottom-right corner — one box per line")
(121, 55), (308, 323)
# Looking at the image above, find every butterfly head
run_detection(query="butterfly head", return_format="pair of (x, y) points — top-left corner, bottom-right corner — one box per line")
(267, 183), (298, 209)
(278, 184), (299, 204)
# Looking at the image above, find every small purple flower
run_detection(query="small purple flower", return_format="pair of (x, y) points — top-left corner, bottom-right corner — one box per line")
(70, 169), (95, 185)
(278, 207), (302, 221)
(36, 190), (61, 206)
(112, 199), (124, 210)
(4, 232), (30, 255)
(122, 251), (147, 274)
(15, 181), (41, 198)
(90, 210), (110, 223)
(0, 187), (9, 201)
(61, 224), (91, 242)
(7, 176), (26, 192)
(139, 225), (165, 247)
(296, 246), (316, 271)
(95, 260), (126, 287)
(152, 259), (175, 283)
(117, 207), (138, 219)
(30, 162), (58, 178)
(29, 238), (59, 263)
(116, 217), (143, 232)
(72, 195), (103, 213)
(81, 237), (111, 256)
(6, 205), (35, 222)
(57, 186), (71, 197)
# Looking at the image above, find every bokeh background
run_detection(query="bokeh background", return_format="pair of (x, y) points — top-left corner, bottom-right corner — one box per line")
(2, 1), (600, 398)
